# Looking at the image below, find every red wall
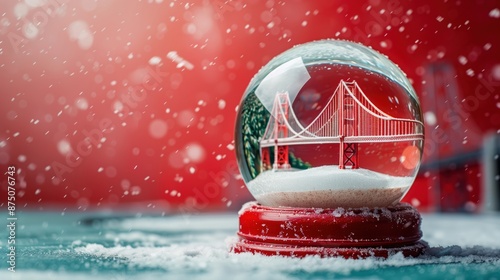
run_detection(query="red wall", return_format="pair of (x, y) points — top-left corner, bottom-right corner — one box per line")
(1, 0), (499, 212)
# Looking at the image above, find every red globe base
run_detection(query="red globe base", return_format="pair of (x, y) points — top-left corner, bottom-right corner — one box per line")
(232, 201), (427, 258)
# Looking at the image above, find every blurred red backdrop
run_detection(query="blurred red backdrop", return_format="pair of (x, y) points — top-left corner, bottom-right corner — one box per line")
(1, 0), (499, 212)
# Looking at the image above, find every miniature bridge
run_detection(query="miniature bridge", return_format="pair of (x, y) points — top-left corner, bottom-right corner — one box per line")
(260, 80), (424, 170)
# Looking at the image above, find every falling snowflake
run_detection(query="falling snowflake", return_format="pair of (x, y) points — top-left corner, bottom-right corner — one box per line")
(489, 8), (500, 18)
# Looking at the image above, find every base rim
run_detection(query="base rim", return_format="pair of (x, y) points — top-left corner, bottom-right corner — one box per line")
(233, 239), (428, 259)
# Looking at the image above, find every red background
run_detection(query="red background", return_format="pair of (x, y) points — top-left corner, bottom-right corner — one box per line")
(1, 0), (499, 212)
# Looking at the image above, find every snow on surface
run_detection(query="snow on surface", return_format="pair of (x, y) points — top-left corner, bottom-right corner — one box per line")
(1, 212), (499, 280)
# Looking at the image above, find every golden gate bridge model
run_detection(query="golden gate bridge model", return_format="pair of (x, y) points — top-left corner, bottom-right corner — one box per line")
(260, 80), (424, 171)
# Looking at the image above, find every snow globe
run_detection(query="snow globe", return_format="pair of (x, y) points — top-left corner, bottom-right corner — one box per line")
(232, 40), (427, 258)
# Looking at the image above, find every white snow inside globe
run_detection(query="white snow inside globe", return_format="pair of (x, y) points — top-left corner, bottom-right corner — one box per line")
(235, 40), (424, 209)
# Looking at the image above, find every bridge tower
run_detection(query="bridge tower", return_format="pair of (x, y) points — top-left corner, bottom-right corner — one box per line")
(339, 82), (359, 169)
(273, 92), (291, 170)
(260, 148), (271, 172)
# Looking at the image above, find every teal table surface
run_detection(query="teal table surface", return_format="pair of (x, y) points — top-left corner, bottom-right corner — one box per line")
(1, 210), (500, 280)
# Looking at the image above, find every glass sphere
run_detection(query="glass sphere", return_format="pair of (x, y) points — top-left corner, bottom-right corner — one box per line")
(235, 40), (424, 208)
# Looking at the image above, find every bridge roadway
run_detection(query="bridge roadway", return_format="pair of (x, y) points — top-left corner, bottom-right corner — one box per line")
(260, 134), (424, 147)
